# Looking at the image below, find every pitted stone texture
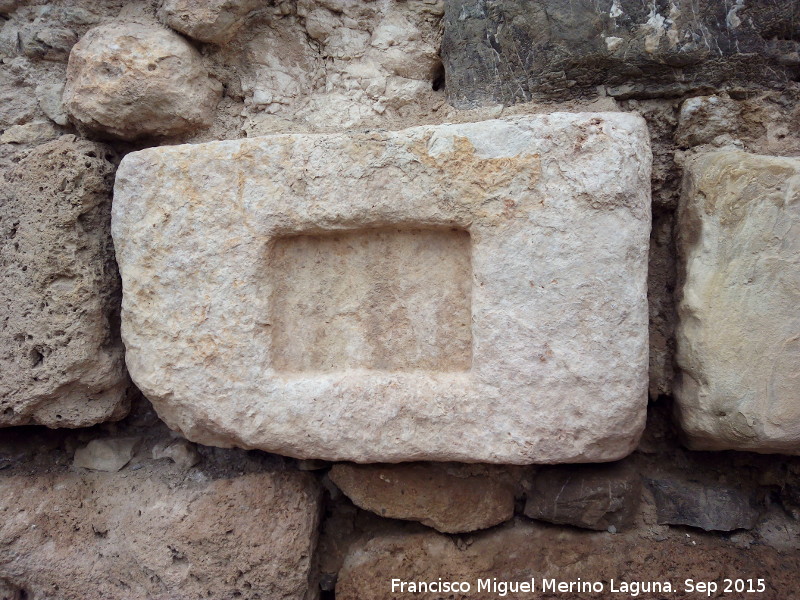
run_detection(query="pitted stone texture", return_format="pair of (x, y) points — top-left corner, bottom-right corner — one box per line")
(675, 151), (800, 454)
(159, 0), (259, 44)
(1, 136), (129, 428)
(112, 113), (651, 463)
(0, 470), (320, 600)
(329, 463), (520, 533)
(63, 23), (222, 140)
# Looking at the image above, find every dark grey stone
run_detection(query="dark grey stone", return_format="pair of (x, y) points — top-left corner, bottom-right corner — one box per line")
(443, 0), (800, 107)
(647, 477), (761, 531)
(524, 461), (641, 531)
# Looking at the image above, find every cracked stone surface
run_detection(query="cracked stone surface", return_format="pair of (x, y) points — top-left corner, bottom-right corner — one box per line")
(112, 113), (651, 463)
(443, 0), (800, 107)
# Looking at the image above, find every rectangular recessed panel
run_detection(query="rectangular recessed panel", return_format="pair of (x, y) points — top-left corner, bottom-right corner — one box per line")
(269, 228), (472, 373)
(112, 113), (652, 463)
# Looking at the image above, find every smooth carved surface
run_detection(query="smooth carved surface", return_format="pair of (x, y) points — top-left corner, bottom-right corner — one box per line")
(112, 113), (652, 463)
(270, 228), (472, 373)
(675, 151), (800, 454)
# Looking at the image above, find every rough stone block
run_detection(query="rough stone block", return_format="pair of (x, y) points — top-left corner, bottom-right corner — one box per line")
(329, 463), (521, 533)
(1, 136), (129, 428)
(112, 113), (652, 463)
(335, 519), (800, 600)
(443, 0), (800, 107)
(675, 151), (800, 453)
(63, 23), (222, 140)
(646, 477), (760, 532)
(0, 470), (320, 600)
(523, 460), (640, 531)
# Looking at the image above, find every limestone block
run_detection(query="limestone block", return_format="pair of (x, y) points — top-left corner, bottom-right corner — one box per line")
(1, 136), (129, 428)
(63, 23), (222, 140)
(159, 0), (260, 45)
(0, 470), (320, 600)
(675, 151), (800, 453)
(329, 463), (520, 533)
(112, 113), (652, 463)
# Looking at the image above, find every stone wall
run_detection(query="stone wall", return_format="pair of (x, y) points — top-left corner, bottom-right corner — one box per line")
(1, 1), (799, 598)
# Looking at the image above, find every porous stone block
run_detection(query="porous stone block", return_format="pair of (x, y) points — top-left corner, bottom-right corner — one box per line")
(1, 136), (129, 427)
(336, 519), (800, 600)
(675, 151), (800, 453)
(112, 113), (652, 463)
(0, 470), (320, 600)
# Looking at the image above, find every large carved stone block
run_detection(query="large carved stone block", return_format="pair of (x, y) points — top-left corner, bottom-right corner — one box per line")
(676, 151), (800, 454)
(112, 113), (651, 463)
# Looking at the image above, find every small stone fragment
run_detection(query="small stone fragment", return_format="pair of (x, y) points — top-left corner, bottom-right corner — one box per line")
(21, 26), (77, 61)
(151, 438), (200, 470)
(0, 120), (59, 144)
(524, 461), (641, 531)
(63, 23), (222, 140)
(646, 477), (760, 532)
(329, 463), (519, 533)
(674, 95), (741, 147)
(675, 151), (800, 453)
(159, 0), (259, 44)
(73, 438), (139, 472)
(35, 82), (68, 126)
